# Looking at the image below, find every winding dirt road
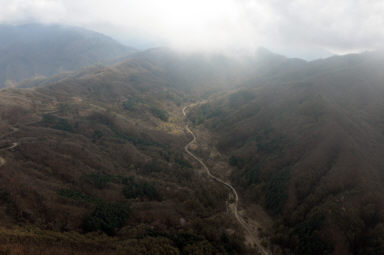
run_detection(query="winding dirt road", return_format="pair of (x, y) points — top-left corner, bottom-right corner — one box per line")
(183, 105), (270, 255)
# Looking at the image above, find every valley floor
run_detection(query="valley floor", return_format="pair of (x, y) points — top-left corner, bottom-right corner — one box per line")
(182, 104), (273, 254)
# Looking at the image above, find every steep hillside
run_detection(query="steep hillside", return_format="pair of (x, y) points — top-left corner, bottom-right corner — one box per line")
(118, 47), (306, 92)
(2, 46), (384, 254)
(188, 51), (384, 254)
(0, 24), (135, 88)
(0, 58), (254, 254)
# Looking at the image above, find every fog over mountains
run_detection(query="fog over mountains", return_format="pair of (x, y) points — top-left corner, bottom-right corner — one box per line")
(0, 24), (135, 88)
(1, 23), (384, 255)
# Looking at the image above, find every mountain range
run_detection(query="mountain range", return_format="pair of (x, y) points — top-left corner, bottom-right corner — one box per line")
(0, 24), (383, 255)
(0, 24), (135, 88)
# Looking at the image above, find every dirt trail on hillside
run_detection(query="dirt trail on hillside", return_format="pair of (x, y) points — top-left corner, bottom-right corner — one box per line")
(183, 105), (271, 255)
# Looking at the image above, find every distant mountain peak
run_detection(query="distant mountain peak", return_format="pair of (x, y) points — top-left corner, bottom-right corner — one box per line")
(0, 23), (136, 88)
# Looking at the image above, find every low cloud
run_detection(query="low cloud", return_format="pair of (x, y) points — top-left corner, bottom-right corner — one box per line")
(1, 0), (383, 59)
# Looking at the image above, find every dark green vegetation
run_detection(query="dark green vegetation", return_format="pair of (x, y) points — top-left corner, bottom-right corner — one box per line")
(57, 189), (100, 204)
(292, 214), (333, 255)
(122, 97), (142, 111)
(122, 176), (161, 201)
(150, 106), (169, 121)
(42, 114), (74, 132)
(83, 202), (130, 235)
(85, 173), (113, 189)
(264, 169), (289, 215)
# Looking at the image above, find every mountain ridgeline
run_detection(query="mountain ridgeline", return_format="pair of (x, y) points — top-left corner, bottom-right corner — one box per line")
(188, 50), (384, 254)
(0, 24), (135, 88)
(0, 28), (384, 255)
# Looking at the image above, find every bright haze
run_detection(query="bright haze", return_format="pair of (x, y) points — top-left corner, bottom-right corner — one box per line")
(1, 0), (384, 59)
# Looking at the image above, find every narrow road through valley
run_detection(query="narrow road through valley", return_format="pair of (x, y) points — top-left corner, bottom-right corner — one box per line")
(183, 105), (270, 255)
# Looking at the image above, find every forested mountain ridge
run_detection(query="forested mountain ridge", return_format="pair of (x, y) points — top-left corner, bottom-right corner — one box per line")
(188, 50), (384, 254)
(0, 50), (251, 254)
(0, 24), (135, 88)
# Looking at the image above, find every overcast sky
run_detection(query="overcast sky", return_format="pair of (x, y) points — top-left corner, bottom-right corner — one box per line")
(1, 0), (384, 59)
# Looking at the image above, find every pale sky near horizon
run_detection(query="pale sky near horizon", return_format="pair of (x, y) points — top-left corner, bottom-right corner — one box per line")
(1, 0), (384, 59)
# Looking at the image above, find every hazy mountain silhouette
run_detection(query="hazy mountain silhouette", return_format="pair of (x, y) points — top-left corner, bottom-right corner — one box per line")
(0, 24), (135, 88)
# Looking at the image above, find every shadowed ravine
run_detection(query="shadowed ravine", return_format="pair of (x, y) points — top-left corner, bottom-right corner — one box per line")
(183, 105), (270, 255)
